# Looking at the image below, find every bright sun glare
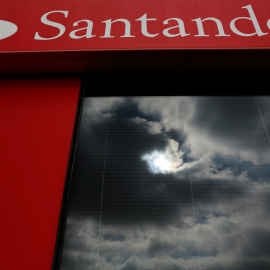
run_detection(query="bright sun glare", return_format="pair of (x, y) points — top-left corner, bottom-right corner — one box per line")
(142, 151), (172, 174)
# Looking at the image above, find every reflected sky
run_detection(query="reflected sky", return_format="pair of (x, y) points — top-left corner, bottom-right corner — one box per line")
(59, 96), (270, 270)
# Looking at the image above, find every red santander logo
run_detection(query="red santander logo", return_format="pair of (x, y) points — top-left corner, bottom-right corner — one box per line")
(0, 20), (18, 40)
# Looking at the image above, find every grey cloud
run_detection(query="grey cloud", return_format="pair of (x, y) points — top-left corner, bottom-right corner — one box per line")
(188, 96), (269, 151)
(60, 96), (270, 270)
(70, 99), (251, 224)
(134, 96), (270, 164)
(61, 194), (270, 269)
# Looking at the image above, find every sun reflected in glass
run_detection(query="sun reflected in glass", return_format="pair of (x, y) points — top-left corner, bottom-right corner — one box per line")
(142, 150), (183, 174)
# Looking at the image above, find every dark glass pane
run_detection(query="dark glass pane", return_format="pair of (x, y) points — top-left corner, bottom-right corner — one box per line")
(59, 91), (270, 270)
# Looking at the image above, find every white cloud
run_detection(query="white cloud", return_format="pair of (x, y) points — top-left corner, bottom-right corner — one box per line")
(83, 97), (124, 121)
(133, 96), (270, 164)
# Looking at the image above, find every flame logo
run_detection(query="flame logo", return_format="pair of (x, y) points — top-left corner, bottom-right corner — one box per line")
(0, 20), (18, 40)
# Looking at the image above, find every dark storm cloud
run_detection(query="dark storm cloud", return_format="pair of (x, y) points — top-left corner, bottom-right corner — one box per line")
(69, 115), (188, 225)
(190, 97), (260, 137)
(67, 98), (247, 226)
(134, 96), (270, 163)
(113, 97), (161, 122)
(60, 96), (270, 270)
(120, 261), (138, 270)
(147, 238), (183, 258)
(68, 102), (173, 224)
(210, 153), (270, 181)
(241, 230), (270, 259)
(189, 96), (269, 151)
(199, 229), (270, 270)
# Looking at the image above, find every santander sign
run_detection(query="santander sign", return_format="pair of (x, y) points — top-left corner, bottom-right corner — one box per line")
(33, 5), (269, 40)
(1, 1), (270, 51)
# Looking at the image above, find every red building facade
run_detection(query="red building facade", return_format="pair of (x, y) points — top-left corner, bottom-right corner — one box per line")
(0, 0), (270, 269)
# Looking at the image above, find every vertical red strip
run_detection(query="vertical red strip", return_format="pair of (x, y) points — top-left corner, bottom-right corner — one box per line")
(0, 78), (81, 269)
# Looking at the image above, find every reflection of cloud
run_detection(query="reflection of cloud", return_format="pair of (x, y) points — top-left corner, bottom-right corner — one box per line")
(134, 96), (270, 164)
(60, 96), (270, 270)
(83, 97), (124, 121)
(61, 187), (270, 270)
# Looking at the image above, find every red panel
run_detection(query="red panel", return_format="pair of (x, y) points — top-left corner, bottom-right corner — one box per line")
(0, 78), (81, 270)
(0, 0), (270, 51)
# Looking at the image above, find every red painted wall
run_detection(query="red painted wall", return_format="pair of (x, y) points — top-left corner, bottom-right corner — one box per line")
(0, 78), (81, 269)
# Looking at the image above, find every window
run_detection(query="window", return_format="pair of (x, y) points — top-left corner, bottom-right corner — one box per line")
(56, 72), (270, 270)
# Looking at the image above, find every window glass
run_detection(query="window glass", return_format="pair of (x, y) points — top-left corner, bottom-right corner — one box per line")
(59, 92), (270, 270)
